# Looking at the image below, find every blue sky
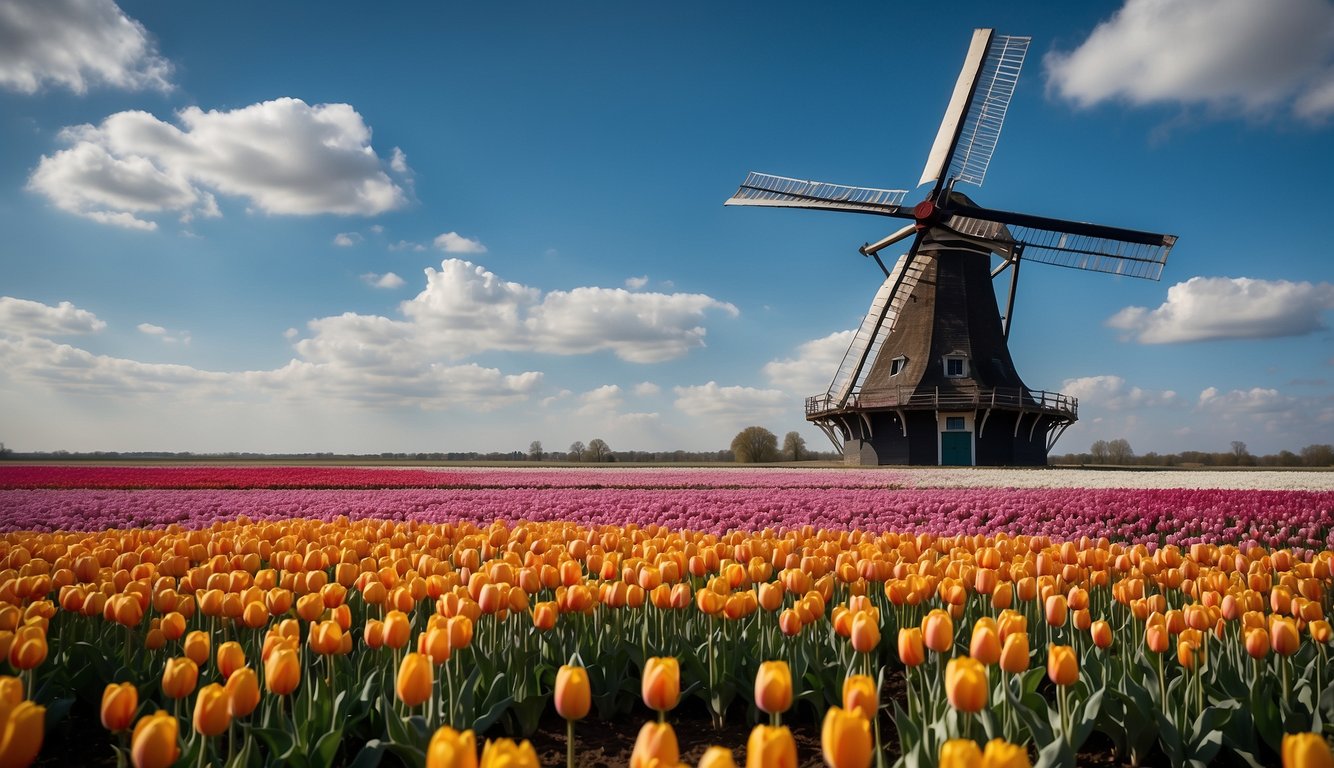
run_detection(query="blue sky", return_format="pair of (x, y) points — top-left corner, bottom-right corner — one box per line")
(1, 0), (1331, 456)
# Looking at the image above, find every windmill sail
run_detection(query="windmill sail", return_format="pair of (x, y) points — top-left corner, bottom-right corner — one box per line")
(945, 207), (1175, 280)
(919, 31), (1031, 189)
(726, 172), (910, 217)
(824, 252), (926, 407)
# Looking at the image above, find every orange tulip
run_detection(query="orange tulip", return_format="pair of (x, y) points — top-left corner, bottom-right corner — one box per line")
(130, 710), (180, 768)
(397, 652), (433, 708)
(922, 609), (953, 653)
(427, 726), (479, 768)
(192, 683), (231, 737)
(216, 641), (246, 681)
(7, 632), (46, 671)
(264, 647), (300, 696)
(532, 602), (557, 632)
(0, 698), (44, 767)
(309, 620), (343, 656)
(1146, 623), (1170, 654)
(183, 630), (210, 667)
(422, 625), (451, 665)
(1047, 645), (1077, 686)
(970, 623), (1001, 666)
(161, 656), (198, 700)
(630, 722), (679, 768)
(822, 706), (871, 768)
(850, 611), (880, 654)
(999, 632), (1029, 675)
(225, 667), (260, 718)
(842, 675), (877, 723)
(982, 738), (1031, 768)
(945, 656), (987, 713)
(1272, 617), (1301, 656)
(383, 610), (411, 650)
(642, 657), (680, 713)
(778, 609), (801, 636)
(1090, 620), (1113, 649)
(1044, 595), (1068, 628)
(1282, 732), (1334, 768)
(898, 627), (925, 667)
(938, 739), (982, 768)
(754, 661), (792, 716)
(101, 681), (138, 732)
(698, 746), (738, 768)
(554, 665), (591, 720)
(1245, 627), (1270, 660)
(746, 724), (797, 768)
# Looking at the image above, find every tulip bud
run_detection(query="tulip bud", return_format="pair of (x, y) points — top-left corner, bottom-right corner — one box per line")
(982, 738), (1031, 768)
(131, 710), (180, 768)
(938, 739), (983, 768)
(225, 666), (260, 718)
(945, 656), (987, 713)
(161, 656), (198, 700)
(1145, 623), (1170, 655)
(922, 609), (953, 654)
(850, 611), (880, 654)
(898, 627), (925, 667)
(746, 724), (797, 768)
(1090, 620), (1113, 650)
(1282, 732), (1334, 768)
(999, 632), (1029, 675)
(821, 706), (871, 768)
(101, 681), (138, 732)
(1272, 617), (1301, 656)
(555, 665), (591, 721)
(383, 610), (411, 650)
(969, 622), (1001, 666)
(1047, 645), (1077, 686)
(427, 726), (479, 768)
(630, 722), (679, 768)
(397, 652), (433, 708)
(754, 661), (792, 716)
(193, 683), (231, 737)
(264, 646), (300, 696)
(842, 675), (877, 723)
(698, 746), (738, 768)
(183, 630), (210, 667)
(641, 657), (680, 713)
(1044, 595), (1068, 628)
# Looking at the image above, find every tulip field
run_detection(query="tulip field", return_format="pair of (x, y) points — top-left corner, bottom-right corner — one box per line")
(0, 465), (1333, 767)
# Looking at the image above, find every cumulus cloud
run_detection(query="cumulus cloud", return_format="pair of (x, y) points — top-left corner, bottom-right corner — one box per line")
(1061, 375), (1178, 410)
(625, 276), (649, 290)
(762, 330), (855, 395)
(673, 382), (787, 419)
(28, 98), (408, 229)
(333, 232), (362, 247)
(0, 296), (106, 336)
(434, 232), (486, 254)
(0, 298), (541, 410)
(0, 0), (172, 94)
(360, 272), (405, 289)
(1046, 0), (1334, 119)
(576, 385), (623, 415)
(634, 382), (661, 396)
(137, 322), (189, 344)
(1195, 386), (1334, 436)
(389, 241), (426, 252)
(356, 259), (737, 363)
(1107, 277), (1334, 343)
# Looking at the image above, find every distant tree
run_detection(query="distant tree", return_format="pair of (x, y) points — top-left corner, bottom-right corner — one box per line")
(1106, 438), (1134, 465)
(1089, 440), (1110, 464)
(732, 426), (779, 463)
(568, 441), (585, 462)
(587, 438), (611, 462)
(528, 441), (544, 461)
(782, 431), (807, 462)
(1302, 444), (1334, 467)
(1276, 450), (1302, 467)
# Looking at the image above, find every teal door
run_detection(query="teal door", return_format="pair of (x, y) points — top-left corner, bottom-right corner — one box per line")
(941, 432), (972, 466)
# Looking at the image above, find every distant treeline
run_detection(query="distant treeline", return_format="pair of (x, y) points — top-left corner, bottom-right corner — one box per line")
(0, 448), (843, 463)
(1051, 440), (1334, 468)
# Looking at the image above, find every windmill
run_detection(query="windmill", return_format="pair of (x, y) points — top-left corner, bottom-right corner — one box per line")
(726, 29), (1176, 466)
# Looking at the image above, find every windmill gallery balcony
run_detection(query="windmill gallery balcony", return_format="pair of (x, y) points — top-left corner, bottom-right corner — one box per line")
(804, 385), (1078, 422)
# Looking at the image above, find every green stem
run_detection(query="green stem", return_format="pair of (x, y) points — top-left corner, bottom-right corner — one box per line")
(566, 719), (576, 768)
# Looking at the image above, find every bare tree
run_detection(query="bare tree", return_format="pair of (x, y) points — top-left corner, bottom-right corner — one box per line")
(1107, 438), (1134, 465)
(732, 426), (779, 463)
(568, 441), (585, 462)
(1089, 440), (1109, 463)
(586, 438), (611, 462)
(528, 441), (544, 461)
(782, 431), (806, 461)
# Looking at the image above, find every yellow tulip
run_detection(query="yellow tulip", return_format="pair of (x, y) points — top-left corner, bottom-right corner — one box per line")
(477, 738), (538, 768)
(842, 674), (877, 723)
(161, 656), (198, 700)
(1047, 645), (1078, 687)
(264, 646), (300, 696)
(982, 738), (1033, 768)
(642, 657), (680, 713)
(225, 667), (260, 718)
(698, 746), (738, 768)
(630, 722), (679, 768)
(427, 726), (479, 768)
(821, 706), (872, 768)
(938, 739), (982, 768)
(192, 683), (231, 737)
(754, 661), (792, 716)
(945, 656), (988, 713)
(216, 641), (246, 681)
(0, 700), (45, 768)
(130, 710), (180, 768)
(101, 681), (138, 732)
(970, 623), (1001, 666)
(183, 630), (210, 667)
(746, 724), (797, 768)
(554, 665), (591, 721)
(397, 652), (433, 708)
(999, 632), (1029, 675)
(1283, 732), (1334, 768)
(923, 609), (954, 654)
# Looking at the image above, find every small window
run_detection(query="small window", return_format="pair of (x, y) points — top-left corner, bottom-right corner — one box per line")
(890, 356), (907, 376)
(944, 355), (968, 378)
(945, 417), (966, 431)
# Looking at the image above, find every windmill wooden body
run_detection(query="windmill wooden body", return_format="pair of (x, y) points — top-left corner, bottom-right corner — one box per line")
(727, 29), (1176, 466)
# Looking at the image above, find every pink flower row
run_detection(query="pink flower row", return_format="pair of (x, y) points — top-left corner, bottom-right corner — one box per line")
(2, 486), (1330, 550)
(0, 465), (904, 490)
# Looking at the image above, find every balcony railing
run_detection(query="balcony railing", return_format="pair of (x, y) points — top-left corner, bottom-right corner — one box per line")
(805, 386), (1077, 420)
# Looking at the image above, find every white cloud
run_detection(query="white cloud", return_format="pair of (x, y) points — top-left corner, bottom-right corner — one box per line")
(137, 323), (165, 336)
(625, 276), (649, 290)
(762, 330), (855, 395)
(0, 0), (172, 95)
(283, 328), (299, 340)
(137, 322), (189, 345)
(634, 381), (661, 396)
(0, 296), (106, 336)
(1196, 386), (1334, 436)
(1061, 375), (1178, 410)
(1107, 277), (1334, 343)
(389, 240), (426, 252)
(673, 382), (787, 419)
(28, 98), (408, 229)
(378, 259), (737, 363)
(577, 384), (623, 415)
(1045, 0), (1334, 119)
(390, 147), (409, 174)
(540, 389), (572, 407)
(1198, 386), (1294, 414)
(333, 232), (362, 247)
(434, 232), (487, 254)
(360, 272), (405, 289)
